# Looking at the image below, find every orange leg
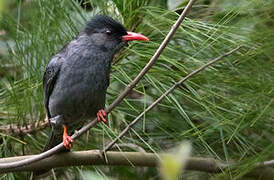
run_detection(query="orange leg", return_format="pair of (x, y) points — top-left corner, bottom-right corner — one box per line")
(97, 109), (107, 123)
(63, 125), (74, 150)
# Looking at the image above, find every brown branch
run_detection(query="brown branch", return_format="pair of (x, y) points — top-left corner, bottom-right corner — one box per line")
(0, 0), (197, 171)
(0, 118), (48, 136)
(0, 150), (273, 180)
(0, 150), (228, 173)
(103, 46), (242, 153)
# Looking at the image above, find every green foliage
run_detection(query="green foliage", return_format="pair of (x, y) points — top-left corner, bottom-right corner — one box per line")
(0, 0), (273, 179)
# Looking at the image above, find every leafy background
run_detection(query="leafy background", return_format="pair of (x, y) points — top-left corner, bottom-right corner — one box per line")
(0, 0), (273, 179)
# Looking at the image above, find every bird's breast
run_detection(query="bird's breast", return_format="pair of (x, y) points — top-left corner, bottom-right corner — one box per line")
(48, 54), (111, 122)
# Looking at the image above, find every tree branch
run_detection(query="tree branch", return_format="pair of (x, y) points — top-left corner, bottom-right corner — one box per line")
(103, 46), (242, 152)
(0, 150), (273, 180)
(0, 150), (228, 173)
(0, 119), (48, 136)
(0, 0), (197, 171)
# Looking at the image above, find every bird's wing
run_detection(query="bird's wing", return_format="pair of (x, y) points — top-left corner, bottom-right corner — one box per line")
(42, 55), (63, 118)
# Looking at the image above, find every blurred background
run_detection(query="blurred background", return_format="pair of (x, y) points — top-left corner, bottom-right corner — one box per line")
(0, 0), (273, 179)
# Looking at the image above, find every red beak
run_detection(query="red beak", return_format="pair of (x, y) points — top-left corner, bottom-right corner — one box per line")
(122, 32), (149, 42)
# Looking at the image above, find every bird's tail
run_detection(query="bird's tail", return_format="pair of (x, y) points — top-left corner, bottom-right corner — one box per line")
(43, 127), (64, 152)
(32, 128), (67, 179)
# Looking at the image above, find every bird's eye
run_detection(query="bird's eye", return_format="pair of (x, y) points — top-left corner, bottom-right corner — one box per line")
(105, 30), (112, 35)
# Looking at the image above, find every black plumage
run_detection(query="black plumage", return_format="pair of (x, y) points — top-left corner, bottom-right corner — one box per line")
(42, 15), (128, 152)
(35, 15), (148, 177)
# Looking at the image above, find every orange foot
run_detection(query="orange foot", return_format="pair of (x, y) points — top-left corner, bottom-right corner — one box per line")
(63, 125), (74, 150)
(97, 109), (107, 123)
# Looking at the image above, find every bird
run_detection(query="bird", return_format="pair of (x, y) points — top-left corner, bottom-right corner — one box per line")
(33, 15), (149, 177)
(42, 15), (149, 154)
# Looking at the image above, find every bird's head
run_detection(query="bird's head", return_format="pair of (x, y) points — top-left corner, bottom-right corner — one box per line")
(84, 15), (149, 53)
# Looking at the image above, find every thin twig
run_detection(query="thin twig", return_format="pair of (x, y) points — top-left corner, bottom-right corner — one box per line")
(257, 159), (274, 168)
(105, 0), (196, 113)
(103, 46), (242, 152)
(0, 0), (197, 170)
(113, 143), (146, 153)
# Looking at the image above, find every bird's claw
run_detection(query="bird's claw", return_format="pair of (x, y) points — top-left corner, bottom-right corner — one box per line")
(63, 134), (74, 150)
(62, 125), (74, 150)
(97, 109), (107, 123)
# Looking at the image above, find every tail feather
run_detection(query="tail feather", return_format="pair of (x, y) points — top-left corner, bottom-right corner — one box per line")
(33, 129), (67, 178)
(43, 128), (64, 152)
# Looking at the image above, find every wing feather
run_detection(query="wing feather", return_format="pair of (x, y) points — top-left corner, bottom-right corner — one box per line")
(42, 56), (63, 118)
